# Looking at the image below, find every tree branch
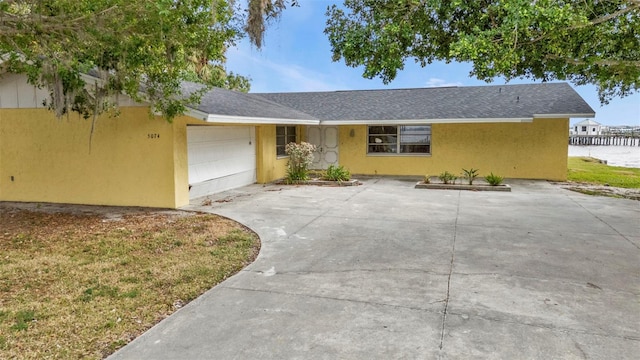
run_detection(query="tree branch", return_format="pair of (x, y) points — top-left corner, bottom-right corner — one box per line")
(546, 55), (640, 67)
(588, 3), (640, 27)
(68, 5), (119, 24)
(530, 3), (640, 44)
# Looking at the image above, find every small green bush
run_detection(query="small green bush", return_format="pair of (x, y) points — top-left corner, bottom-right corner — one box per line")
(423, 174), (431, 184)
(438, 171), (457, 184)
(323, 165), (351, 181)
(462, 168), (480, 185)
(485, 172), (504, 186)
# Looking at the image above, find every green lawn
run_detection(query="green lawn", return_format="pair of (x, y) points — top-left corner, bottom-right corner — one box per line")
(568, 157), (640, 188)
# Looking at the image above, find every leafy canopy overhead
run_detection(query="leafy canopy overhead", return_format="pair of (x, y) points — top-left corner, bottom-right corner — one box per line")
(325, 0), (640, 103)
(0, 0), (295, 120)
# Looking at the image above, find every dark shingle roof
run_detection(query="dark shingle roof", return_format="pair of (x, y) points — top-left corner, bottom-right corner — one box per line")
(254, 83), (594, 122)
(181, 82), (317, 121)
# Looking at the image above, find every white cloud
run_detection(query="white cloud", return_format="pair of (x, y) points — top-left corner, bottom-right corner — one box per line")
(265, 62), (336, 92)
(226, 45), (340, 92)
(425, 78), (463, 87)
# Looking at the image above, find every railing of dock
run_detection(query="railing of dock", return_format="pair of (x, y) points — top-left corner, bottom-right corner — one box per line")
(569, 135), (640, 146)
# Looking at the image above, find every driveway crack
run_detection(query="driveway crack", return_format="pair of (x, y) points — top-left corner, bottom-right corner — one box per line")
(566, 194), (639, 250)
(221, 285), (443, 314)
(450, 272), (640, 296)
(445, 310), (640, 342)
(244, 268), (450, 277)
(439, 190), (461, 349)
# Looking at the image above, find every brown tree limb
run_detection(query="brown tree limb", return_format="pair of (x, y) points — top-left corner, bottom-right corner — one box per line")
(546, 54), (640, 67)
(530, 3), (640, 44)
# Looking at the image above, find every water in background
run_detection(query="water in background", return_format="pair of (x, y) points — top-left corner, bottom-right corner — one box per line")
(569, 145), (640, 168)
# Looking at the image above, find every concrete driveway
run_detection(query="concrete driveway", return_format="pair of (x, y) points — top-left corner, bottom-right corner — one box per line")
(110, 178), (640, 359)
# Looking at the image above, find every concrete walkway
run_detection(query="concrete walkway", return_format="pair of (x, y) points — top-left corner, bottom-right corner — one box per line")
(110, 178), (640, 359)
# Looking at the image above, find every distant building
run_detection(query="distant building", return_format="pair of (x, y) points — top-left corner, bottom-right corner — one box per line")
(573, 119), (602, 135)
(606, 125), (640, 136)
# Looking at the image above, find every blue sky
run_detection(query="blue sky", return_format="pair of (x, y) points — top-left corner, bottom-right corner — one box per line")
(226, 1), (639, 127)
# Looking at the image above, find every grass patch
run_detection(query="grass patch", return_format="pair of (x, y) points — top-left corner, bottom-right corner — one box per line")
(0, 208), (259, 359)
(10, 310), (36, 331)
(568, 157), (640, 188)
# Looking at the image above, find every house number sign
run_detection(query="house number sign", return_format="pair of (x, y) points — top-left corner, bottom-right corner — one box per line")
(147, 133), (160, 139)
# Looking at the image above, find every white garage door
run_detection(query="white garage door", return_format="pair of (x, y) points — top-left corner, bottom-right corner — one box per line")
(187, 126), (256, 199)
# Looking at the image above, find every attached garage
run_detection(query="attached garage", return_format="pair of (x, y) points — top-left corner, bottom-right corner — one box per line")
(187, 125), (256, 199)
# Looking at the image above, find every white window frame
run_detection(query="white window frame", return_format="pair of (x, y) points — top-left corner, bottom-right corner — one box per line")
(276, 125), (297, 157)
(367, 125), (431, 155)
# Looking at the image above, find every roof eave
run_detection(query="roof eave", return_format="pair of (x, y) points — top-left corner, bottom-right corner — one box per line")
(196, 113), (320, 125)
(534, 113), (596, 119)
(79, 72), (103, 84)
(319, 118), (534, 125)
(81, 72), (153, 107)
(185, 108), (210, 121)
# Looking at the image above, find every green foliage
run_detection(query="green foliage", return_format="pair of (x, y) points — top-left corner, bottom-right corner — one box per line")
(462, 168), (480, 185)
(10, 310), (35, 331)
(323, 165), (351, 181)
(438, 171), (457, 185)
(80, 284), (120, 302)
(325, 0), (640, 103)
(485, 173), (505, 186)
(285, 142), (316, 182)
(423, 174), (431, 184)
(0, 0), (296, 120)
(568, 157), (640, 188)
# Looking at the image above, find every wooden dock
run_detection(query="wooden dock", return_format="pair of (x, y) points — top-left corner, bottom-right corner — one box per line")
(569, 135), (640, 146)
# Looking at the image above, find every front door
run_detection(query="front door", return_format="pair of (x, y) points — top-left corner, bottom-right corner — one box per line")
(306, 126), (339, 170)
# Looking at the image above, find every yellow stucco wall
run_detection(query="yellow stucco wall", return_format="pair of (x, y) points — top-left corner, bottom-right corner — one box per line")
(0, 108), (185, 208)
(256, 125), (290, 183)
(339, 119), (569, 180)
(0, 113), (300, 208)
(0, 107), (567, 209)
(171, 116), (192, 207)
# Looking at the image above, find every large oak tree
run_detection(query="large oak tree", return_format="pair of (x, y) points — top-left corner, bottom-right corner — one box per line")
(0, 0), (295, 119)
(325, 0), (640, 103)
